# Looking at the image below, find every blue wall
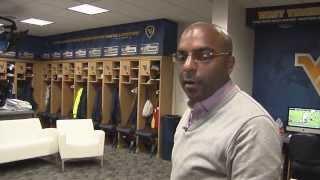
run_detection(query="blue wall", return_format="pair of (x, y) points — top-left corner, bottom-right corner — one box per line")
(44, 19), (177, 59)
(0, 19), (177, 59)
(253, 24), (320, 123)
(0, 35), (46, 58)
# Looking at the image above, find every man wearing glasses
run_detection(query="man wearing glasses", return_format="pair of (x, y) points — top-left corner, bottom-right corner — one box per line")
(171, 22), (281, 180)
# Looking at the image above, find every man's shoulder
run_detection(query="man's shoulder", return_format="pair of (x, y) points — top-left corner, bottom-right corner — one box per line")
(228, 90), (272, 118)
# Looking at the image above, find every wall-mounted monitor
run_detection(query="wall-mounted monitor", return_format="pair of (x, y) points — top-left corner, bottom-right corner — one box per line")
(286, 107), (320, 134)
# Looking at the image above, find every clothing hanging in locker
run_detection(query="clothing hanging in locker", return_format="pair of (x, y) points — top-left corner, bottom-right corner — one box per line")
(92, 87), (102, 127)
(44, 84), (51, 113)
(73, 88), (83, 118)
(128, 89), (138, 129)
(142, 87), (154, 129)
(77, 87), (87, 119)
(110, 87), (120, 125)
(0, 80), (9, 106)
(17, 79), (37, 110)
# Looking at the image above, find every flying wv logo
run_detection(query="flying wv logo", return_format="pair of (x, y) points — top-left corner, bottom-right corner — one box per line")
(295, 53), (320, 96)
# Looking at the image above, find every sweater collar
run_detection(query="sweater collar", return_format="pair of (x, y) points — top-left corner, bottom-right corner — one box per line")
(187, 80), (237, 125)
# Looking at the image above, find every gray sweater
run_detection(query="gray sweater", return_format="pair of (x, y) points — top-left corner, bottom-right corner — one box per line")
(171, 85), (282, 180)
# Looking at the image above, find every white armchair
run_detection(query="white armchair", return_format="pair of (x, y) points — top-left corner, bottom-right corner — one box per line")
(56, 119), (105, 171)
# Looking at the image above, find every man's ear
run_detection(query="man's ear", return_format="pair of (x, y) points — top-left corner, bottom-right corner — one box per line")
(226, 56), (235, 74)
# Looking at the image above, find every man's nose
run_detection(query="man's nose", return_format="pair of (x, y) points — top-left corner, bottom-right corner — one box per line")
(182, 54), (197, 71)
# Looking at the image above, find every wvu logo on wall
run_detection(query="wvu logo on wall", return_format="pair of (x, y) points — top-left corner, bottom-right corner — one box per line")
(145, 25), (155, 39)
(295, 53), (320, 96)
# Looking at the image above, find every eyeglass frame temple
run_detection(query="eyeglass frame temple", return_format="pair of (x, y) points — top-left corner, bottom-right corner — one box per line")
(172, 50), (232, 61)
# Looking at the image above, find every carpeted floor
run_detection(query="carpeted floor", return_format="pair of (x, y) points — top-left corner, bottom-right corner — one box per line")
(0, 145), (172, 180)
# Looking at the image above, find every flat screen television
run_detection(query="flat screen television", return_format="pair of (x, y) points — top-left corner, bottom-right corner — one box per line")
(286, 107), (320, 134)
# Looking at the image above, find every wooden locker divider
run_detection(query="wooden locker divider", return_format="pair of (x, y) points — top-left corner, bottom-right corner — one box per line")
(74, 62), (88, 119)
(50, 63), (62, 114)
(32, 62), (44, 112)
(15, 62), (26, 80)
(61, 62), (74, 118)
(0, 61), (7, 80)
(36, 63), (51, 112)
(14, 62), (24, 99)
(101, 60), (120, 145)
(87, 61), (102, 120)
(15, 62), (35, 102)
(102, 60), (119, 124)
(25, 63), (33, 78)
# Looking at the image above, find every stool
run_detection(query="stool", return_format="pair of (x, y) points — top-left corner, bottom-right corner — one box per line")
(136, 128), (157, 157)
(99, 124), (118, 148)
(116, 126), (136, 153)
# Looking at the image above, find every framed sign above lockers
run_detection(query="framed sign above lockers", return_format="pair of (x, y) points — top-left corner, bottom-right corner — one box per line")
(43, 19), (177, 60)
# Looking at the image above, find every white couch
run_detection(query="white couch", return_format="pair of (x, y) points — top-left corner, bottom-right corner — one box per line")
(56, 119), (105, 171)
(0, 118), (59, 164)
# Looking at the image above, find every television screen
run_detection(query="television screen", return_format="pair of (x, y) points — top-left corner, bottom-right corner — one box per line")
(287, 107), (320, 134)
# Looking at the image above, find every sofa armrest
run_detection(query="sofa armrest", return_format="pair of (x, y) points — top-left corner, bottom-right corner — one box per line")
(40, 128), (59, 153)
(94, 130), (105, 155)
(58, 132), (66, 144)
(41, 128), (58, 138)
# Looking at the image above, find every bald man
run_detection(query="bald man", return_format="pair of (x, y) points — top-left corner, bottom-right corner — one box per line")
(171, 22), (282, 180)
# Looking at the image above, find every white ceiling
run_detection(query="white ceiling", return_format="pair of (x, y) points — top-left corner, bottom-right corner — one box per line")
(0, 0), (319, 37)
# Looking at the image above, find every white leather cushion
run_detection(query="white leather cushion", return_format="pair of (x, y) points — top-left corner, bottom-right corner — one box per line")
(66, 135), (99, 147)
(0, 118), (42, 144)
(0, 136), (57, 163)
(57, 119), (93, 135)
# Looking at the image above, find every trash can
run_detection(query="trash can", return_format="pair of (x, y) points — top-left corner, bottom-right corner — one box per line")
(160, 114), (181, 161)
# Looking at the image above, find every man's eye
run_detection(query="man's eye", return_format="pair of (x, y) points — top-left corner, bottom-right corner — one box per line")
(176, 53), (187, 60)
(201, 50), (213, 59)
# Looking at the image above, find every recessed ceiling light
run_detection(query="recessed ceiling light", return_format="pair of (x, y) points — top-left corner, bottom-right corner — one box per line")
(68, 4), (109, 15)
(21, 18), (53, 26)
(0, 23), (3, 26)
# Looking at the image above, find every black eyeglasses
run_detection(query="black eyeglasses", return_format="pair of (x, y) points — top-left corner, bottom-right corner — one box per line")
(172, 48), (231, 64)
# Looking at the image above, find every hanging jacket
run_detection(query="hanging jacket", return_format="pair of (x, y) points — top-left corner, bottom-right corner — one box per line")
(6, 79), (14, 98)
(17, 79), (37, 110)
(127, 95), (137, 130)
(0, 80), (9, 107)
(110, 87), (120, 125)
(92, 87), (102, 126)
(44, 84), (51, 113)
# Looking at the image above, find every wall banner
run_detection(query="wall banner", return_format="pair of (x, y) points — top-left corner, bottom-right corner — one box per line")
(44, 19), (177, 60)
(247, 3), (320, 27)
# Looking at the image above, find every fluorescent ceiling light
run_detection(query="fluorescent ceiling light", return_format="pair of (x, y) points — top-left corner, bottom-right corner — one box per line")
(68, 4), (109, 15)
(21, 18), (53, 26)
(0, 23), (3, 26)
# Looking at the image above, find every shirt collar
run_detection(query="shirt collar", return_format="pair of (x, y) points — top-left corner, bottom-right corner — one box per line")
(189, 80), (235, 120)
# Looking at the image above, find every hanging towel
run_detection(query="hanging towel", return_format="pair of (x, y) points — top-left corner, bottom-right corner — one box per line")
(72, 88), (83, 118)
(77, 87), (87, 119)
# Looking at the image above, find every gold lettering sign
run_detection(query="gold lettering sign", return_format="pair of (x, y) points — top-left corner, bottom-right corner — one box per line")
(287, 7), (320, 17)
(53, 31), (140, 45)
(258, 10), (285, 19)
